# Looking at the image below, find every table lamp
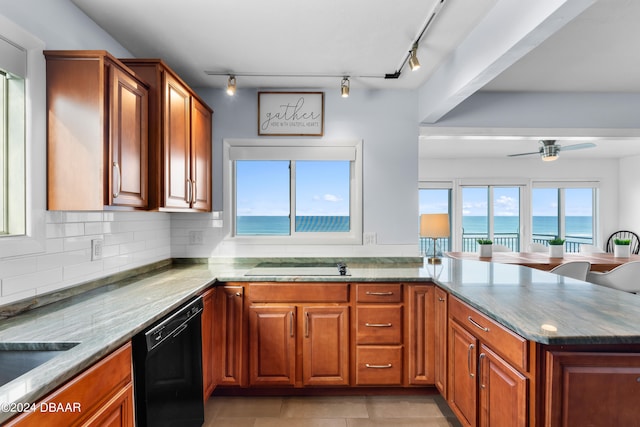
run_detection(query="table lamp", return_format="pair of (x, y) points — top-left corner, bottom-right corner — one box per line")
(420, 213), (450, 264)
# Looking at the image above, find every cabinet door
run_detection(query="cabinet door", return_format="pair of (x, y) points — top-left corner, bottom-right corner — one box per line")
(201, 288), (216, 401)
(302, 306), (350, 386)
(478, 345), (527, 427)
(407, 285), (435, 385)
(80, 383), (134, 427)
(434, 287), (448, 396)
(448, 320), (478, 427)
(163, 73), (191, 209)
(190, 97), (212, 211)
(215, 286), (245, 386)
(249, 306), (296, 386)
(546, 351), (640, 427)
(109, 66), (148, 208)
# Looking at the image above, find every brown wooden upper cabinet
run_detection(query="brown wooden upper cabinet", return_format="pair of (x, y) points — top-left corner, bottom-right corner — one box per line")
(120, 59), (212, 212)
(45, 50), (149, 210)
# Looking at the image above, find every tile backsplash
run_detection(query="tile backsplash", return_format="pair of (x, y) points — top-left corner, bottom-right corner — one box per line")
(0, 211), (171, 307)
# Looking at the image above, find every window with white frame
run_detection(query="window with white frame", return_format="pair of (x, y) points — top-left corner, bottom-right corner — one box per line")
(0, 18), (47, 259)
(225, 140), (362, 244)
(0, 38), (26, 237)
(532, 182), (598, 252)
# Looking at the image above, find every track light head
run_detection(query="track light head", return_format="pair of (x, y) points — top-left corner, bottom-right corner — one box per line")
(409, 43), (421, 71)
(226, 75), (236, 96)
(341, 77), (350, 98)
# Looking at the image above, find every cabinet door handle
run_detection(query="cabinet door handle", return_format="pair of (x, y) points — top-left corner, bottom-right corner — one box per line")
(113, 162), (121, 198)
(468, 316), (490, 332)
(365, 363), (393, 369)
(468, 343), (475, 378)
(305, 312), (309, 337)
(438, 297), (446, 302)
(185, 179), (191, 204)
(365, 323), (393, 328)
(365, 291), (394, 296)
(290, 311), (295, 337)
(191, 179), (197, 204)
(479, 353), (486, 389)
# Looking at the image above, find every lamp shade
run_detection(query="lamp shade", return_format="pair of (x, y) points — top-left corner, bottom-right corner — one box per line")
(420, 213), (450, 238)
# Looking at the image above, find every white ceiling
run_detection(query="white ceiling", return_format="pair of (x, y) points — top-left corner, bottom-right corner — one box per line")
(71, 0), (640, 160)
(71, 0), (498, 90)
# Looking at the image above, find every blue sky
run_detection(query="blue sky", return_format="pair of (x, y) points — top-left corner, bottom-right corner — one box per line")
(236, 160), (349, 216)
(420, 187), (593, 216)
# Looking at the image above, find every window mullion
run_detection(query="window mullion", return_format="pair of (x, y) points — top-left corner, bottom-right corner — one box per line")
(290, 161), (295, 236)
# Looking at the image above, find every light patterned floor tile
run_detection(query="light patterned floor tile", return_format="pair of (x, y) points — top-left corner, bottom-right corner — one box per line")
(280, 396), (369, 419)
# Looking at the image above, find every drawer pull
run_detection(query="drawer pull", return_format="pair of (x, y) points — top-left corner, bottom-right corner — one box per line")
(438, 297), (446, 302)
(365, 363), (393, 369)
(468, 316), (490, 332)
(365, 291), (394, 296)
(365, 323), (393, 328)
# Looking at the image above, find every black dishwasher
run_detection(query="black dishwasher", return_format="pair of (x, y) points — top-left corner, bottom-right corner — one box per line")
(132, 296), (204, 427)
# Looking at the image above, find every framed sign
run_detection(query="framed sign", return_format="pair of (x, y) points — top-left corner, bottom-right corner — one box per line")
(258, 91), (324, 136)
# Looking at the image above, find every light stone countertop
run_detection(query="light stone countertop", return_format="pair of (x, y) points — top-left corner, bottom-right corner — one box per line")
(1, 257), (640, 423)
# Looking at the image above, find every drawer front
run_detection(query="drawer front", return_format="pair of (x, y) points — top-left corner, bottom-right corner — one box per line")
(356, 305), (403, 344)
(449, 296), (528, 372)
(248, 283), (349, 303)
(356, 346), (403, 385)
(356, 284), (402, 303)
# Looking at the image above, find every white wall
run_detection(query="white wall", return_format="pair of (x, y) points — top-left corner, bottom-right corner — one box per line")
(618, 154), (640, 232)
(171, 88), (421, 258)
(0, 2), (172, 308)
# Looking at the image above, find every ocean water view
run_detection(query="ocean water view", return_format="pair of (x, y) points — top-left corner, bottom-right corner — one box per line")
(237, 215), (593, 238)
(462, 216), (593, 238)
(237, 216), (350, 235)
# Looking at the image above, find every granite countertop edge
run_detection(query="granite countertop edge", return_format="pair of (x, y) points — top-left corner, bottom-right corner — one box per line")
(1, 256), (640, 422)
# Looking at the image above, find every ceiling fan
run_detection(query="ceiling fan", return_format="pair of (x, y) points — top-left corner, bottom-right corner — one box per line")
(507, 139), (596, 161)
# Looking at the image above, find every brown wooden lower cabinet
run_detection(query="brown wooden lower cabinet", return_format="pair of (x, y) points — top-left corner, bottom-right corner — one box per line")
(448, 296), (529, 427)
(544, 351), (640, 427)
(479, 345), (527, 427)
(248, 292), (350, 387)
(215, 285), (245, 387)
(201, 287), (216, 400)
(434, 286), (448, 396)
(6, 343), (134, 427)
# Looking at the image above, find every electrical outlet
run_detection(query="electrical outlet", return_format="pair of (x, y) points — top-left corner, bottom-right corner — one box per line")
(91, 239), (103, 261)
(363, 232), (377, 245)
(188, 230), (204, 245)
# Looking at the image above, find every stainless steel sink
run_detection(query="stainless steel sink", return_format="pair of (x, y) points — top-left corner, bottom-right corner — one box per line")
(0, 342), (80, 387)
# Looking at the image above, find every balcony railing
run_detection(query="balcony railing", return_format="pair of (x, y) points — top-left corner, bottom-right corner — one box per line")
(420, 233), (593, 255)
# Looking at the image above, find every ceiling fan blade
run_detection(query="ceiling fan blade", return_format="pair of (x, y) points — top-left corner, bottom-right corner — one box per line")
(507, 151), (541, 157)
(559, 142), (596, 151)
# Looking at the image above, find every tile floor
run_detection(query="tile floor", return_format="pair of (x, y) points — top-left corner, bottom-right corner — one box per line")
(204, 395), (462, 427)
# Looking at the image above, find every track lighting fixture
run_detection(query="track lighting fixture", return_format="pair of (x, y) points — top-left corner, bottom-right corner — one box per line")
(341, 77), (350, 98)
(409, 43), (421, 71)
(226, 75), (236, 96)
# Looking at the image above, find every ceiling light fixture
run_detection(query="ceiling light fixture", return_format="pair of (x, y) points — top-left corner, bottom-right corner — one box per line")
(341, 77), (350, 98)
(409, 43), (421, 71)
(541, 144), (560, 161)
(226, 75), (236, 96)
(205, 1), (447, 87)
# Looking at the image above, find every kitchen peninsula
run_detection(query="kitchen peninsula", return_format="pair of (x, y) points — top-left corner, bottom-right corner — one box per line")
(1, 258), (639, 426)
